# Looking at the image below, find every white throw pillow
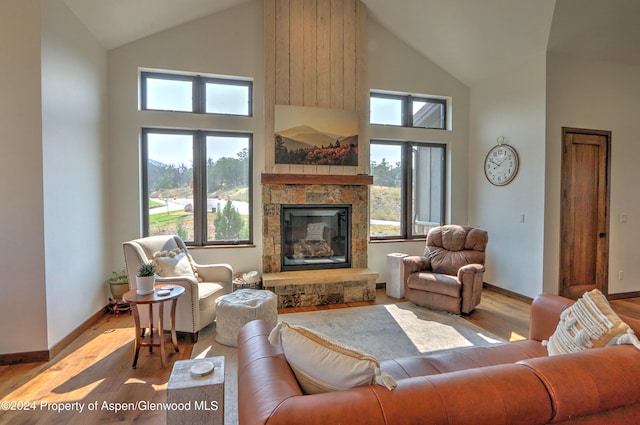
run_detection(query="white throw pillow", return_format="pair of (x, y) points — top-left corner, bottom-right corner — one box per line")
(268, 321), (396, 394)
(544, 289), (640, 355)
(152, 248), (196, 278)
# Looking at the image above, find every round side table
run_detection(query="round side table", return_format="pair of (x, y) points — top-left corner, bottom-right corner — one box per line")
(123, 284), (185, 368)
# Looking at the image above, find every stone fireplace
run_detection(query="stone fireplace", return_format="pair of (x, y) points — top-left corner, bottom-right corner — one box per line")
(262, 177), (370, 273)
(261, 174), (377, 308)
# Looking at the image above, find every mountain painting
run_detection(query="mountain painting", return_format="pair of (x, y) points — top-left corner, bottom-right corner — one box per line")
(274, 104), (358, 166)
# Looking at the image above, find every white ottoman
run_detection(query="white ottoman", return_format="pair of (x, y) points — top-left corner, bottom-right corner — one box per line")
(215, 289), (278, 347)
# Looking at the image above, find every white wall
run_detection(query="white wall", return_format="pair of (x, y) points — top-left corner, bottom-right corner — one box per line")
(468, 55), (547, 299)
(108, 1), (265, 274)
(0, 0), (48, 355)
(41, 0), (109, 348)
(544, 53), (640, 295)
(0, 0), (109, 356)
(366, 18), (470, 282)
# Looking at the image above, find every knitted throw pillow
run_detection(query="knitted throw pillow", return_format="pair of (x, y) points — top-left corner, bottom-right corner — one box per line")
(268, 321), (397, 394)
(152, 248), (196, 278)
(544, 289), (640, 356)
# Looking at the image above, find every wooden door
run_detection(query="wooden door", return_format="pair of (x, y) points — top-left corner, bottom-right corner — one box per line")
(559, 127), (611, 299)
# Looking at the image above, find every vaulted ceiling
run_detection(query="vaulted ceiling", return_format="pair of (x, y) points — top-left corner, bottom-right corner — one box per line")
(63, 0), (640, 86)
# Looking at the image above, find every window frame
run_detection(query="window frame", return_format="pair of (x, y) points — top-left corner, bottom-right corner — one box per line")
(140, 71), (253, 117)
(141, 128), (253, 246)
(370, 91), (447, 130)
(370, 139), (446, 240)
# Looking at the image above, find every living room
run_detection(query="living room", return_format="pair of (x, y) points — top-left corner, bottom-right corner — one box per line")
(2, 0), (640, 422)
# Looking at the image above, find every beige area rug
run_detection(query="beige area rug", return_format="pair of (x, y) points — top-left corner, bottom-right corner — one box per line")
(191, 302), (505, 424)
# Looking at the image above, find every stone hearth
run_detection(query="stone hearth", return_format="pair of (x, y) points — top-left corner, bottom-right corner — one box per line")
(263, 268), (377, 309)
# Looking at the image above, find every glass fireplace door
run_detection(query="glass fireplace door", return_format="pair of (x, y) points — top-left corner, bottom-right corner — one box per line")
(281, 204), (351, 271)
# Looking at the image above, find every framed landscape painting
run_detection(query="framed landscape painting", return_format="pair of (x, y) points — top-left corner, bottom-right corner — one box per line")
(274, 105), (358, 166)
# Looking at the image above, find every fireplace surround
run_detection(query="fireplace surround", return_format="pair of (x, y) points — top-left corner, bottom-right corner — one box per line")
(262, 180), (369, 273)
(261, 175), (377, 308)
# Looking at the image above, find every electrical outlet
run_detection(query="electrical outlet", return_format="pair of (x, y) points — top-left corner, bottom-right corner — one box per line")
(619, 270), (624, 281)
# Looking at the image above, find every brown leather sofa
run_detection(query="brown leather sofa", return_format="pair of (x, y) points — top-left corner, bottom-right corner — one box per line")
(237, 294), (640, 425)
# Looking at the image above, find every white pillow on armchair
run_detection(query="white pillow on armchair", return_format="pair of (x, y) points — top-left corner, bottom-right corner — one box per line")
(152, 248), (196, 278)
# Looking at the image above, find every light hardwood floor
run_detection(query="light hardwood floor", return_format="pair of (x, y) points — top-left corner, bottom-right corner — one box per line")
(1, 288), (638, 424)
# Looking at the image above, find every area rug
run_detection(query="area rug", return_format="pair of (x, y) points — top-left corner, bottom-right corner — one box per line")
(191, 302), (505, 424)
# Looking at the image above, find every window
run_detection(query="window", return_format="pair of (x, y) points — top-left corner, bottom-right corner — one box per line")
(139, 70), (253, 246)
(370, 140), (445, 239)
(370, 92), (446, 129)
(142, 129), (252, 245)
(141, 71), (252, 116)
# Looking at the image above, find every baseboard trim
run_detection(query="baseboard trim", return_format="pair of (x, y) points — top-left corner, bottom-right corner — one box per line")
(607, 291), (640, 300)
(482, 284), (639, 303)
(0, 350), (50, 365)
(48, 307), (107, 360)
(483, 282), (533, 304)
(0, 306), (108, 366)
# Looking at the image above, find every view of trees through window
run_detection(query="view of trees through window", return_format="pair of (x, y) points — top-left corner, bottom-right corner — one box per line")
(370, 141), (445, 239)
(370, 143), (403, 237)
(139, 70), (253, 246)
(369, 90), (447, 239)
(144, 130), (251, 244)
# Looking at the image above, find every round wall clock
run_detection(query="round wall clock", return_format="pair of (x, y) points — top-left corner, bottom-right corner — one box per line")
(484, 142), (519, 186)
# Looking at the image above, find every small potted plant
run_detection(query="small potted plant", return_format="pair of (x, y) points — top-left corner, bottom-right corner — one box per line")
(108, 269), (129, 300)
(136, 262), (156, 295)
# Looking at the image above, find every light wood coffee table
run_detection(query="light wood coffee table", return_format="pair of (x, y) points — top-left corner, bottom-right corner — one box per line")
(123, 284), (185, 368)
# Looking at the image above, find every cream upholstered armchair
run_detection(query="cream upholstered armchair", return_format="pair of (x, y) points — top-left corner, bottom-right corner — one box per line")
(402, 225), (488, 315)
(123, 235), (232, 342)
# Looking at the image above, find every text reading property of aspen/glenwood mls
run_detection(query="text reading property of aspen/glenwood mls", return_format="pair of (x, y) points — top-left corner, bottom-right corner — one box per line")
(1, 399), (219, 414)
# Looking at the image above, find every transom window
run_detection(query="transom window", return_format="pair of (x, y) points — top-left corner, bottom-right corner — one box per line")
(370, 140), (445, 239)
(141, 71), (252, 116)
(370, 92), (446, 130)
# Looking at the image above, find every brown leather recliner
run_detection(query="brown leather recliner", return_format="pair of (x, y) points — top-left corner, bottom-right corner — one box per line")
(402, 224), (488, 314)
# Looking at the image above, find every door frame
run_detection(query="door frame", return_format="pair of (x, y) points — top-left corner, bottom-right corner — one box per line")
(559, 126), (611, 298)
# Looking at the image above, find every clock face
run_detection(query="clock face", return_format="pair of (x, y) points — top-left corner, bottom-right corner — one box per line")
(484, 144), (519, 186)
